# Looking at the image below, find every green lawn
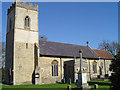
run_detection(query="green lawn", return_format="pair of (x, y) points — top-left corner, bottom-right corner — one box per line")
(1, 80), (111, 90)
(2, 83), (76, 88)
(90, 80), (111, 84)
(90, 85), (110, 90)
(89, 80), (111, 90)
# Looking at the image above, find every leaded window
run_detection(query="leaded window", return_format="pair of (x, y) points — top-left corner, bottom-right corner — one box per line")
(52, 60), (58, 76)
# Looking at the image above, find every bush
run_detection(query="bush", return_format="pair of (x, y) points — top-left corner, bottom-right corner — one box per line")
(109, 50), (120, 89)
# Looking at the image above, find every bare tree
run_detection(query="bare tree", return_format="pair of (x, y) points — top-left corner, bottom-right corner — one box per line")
(98, 40), (120, 56)
(0, 32), (6, 82)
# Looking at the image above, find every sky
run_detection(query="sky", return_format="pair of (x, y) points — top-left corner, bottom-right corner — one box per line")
(1, 1), (118, 49)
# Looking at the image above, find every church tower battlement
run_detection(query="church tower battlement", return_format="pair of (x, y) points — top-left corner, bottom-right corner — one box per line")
(7, 1), (38, 14)
(5, 0), (39, 85)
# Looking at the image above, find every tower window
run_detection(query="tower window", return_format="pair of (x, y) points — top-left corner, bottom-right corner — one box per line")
(25, 16), (30, 27)
(52, 60), (58, 76)
(26, 43), (28, 48)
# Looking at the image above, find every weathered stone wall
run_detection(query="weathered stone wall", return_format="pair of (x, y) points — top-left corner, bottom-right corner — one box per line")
(105, 60), (112, 76)
(39, 57), (112, 84)
(39, 57), (61, 84)
(5, 4), (15, 84)
(88, 60), (99, 79)
(5, 30), (14, 84)
(99, 59), (112, 77)
(39, 57), (91, 84)
(15, 6), (39, 43)
(39, 57), (76, 84)
(14, 42), (35, 85)
(88, 59), (112, 79)
(13, 2), (39, 85)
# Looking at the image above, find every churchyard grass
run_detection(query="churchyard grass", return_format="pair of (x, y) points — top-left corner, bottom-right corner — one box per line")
(90, 80), (111, 83)
(89, 79), (111, 90)
(2, 83), (76, 88)
(1, 80), (111, 90)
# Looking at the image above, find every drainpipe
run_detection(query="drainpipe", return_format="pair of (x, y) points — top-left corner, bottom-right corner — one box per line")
(60, 58), (62, 80)
(98, 57), (100, 75)
(74, 56), (76, 82)
(89, 60), (91, 80)
(104, 59), (106, 76)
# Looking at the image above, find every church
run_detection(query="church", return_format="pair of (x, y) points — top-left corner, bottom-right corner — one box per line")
(5, 1), (114, 85)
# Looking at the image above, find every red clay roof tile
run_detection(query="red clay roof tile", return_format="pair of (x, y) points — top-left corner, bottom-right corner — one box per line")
(93, 49), (114, 60)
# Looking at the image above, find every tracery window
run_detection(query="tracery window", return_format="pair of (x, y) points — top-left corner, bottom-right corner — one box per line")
(93, 61), (97, 73)
(52, 60), (58, 76)
(25, 16), (30, 27)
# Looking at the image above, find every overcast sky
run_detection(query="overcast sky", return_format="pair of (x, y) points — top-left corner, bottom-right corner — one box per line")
(2, 2), (118, 49)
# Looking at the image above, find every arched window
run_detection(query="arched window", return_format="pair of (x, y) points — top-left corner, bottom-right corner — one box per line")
(52, 60), (58, 76)
(93, 61), (97, 73)
(25, 16), (30, 27)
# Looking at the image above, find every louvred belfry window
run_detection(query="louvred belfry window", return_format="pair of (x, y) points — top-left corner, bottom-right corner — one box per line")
(25, 16), (30, 27)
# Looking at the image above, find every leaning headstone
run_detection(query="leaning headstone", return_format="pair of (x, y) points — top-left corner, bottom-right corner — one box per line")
(94, 84), (98, 89)
(67, 85), (71, 90)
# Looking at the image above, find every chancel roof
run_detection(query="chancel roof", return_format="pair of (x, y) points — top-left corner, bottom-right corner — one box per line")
(93, 49), (114, 60)
(39, 40), (99, 59)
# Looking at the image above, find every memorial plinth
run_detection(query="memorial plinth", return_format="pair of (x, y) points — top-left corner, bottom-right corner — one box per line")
(76, 49), (90, 89)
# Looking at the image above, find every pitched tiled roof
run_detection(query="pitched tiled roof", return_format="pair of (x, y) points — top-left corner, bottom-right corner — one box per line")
(39, 40), (99, 59)
(93, 49), (114, 60)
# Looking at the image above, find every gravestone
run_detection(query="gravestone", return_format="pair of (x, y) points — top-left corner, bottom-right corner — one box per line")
(67, 85), (71, 90)
(94, 84), (98, 89)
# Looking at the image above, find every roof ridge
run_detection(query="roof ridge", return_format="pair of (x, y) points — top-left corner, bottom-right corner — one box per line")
(93, 49), (107, 51)
(40, 40), (87, 47)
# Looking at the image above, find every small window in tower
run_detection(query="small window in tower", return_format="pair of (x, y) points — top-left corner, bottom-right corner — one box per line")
(26, 43), (28, 49)
(25, 16), (30, 27)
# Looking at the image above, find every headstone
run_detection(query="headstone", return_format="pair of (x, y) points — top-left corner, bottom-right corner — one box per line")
(67, 85), (71, 90)
(94, 84), (98, 89)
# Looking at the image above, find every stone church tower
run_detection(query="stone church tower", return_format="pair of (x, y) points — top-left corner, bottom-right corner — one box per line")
(5, 1), (39, 85)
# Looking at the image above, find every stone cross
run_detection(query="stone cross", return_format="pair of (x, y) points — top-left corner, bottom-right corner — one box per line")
(77, 49), (90, 89)
(79, 49), (83, 73)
